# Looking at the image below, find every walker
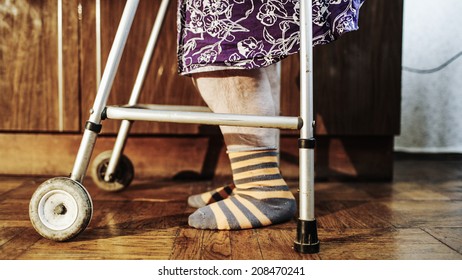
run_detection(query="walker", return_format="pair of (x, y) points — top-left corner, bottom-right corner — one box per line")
(28, 0), (320, 254)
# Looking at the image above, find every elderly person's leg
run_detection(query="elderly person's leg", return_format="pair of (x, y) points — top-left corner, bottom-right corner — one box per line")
(187, 64), (282, 208)
(188, 65), (295, 230)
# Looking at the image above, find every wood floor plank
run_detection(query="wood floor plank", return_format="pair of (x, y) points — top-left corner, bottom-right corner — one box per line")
(433, 180), (462, 200)
(424, 227), (462, 254)
(0, 178), (28, 197)
(0, 227), (42, 260)
(229, 229), (263, 259)
(0, 199), (30, 222)
(201, 231), (232, 260)
(256, 229), (306, 260)
(0, 227), (26, 247)
(86, 201), (118, 230)
(170, 228), (203, 260)
(0, 197), (31, 229)
(317, 228), (462, 260)
(1, 153), (462, 260)
(316, 201), (393, 229)
(382, 201), (462, 228)
(18, 228), (177, 260)
(88, 199), (189, 231)
(385, 182), (451, 201)
(314, 182), (377, 202)
(0, 178), (40, 203)
(86, 179), (203, 229)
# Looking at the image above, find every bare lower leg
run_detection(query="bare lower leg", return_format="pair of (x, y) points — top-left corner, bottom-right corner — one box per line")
(193, 64), (279, 151)
(188, 65), (295, 229)
(187, 65), (280, 208)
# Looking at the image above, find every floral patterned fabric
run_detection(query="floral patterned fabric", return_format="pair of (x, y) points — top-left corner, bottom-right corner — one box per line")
(177, 0), (365, 74)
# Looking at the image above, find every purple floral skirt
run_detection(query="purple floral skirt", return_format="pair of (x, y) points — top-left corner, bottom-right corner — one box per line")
(177, 0), (365, 75)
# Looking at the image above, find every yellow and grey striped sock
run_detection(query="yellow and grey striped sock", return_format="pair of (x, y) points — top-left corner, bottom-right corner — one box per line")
(188, 149), (296, 230)
(187, 183), (235, 208)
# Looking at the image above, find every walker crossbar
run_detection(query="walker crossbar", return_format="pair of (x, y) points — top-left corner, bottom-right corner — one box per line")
(122, 104), (212, 112)
(104, 106), (303, 130)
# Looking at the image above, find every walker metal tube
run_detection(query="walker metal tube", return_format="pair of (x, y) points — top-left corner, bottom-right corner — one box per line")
(89, 0), (140, 123)
(294, 0), (320, 254)
(126, 104), (211, 112)
(104, 119), (132, 182)
(71, 0), (140, 182)
(128, 0), (170, 105)
(71, 129), (98, 183)
(104, 0), (171, 182)
(299, 0), (315, 221)
(105, 106), (303, 130)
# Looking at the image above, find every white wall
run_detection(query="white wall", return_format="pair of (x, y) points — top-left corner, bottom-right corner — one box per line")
(395, 0), (462, 153)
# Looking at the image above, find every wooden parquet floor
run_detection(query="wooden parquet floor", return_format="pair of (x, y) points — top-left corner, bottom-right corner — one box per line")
(1, 154), (461, 260)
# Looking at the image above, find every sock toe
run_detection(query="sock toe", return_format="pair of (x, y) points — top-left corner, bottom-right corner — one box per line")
(188, 207), (218, 229)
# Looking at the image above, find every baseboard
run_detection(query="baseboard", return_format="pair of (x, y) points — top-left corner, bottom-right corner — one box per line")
(0, 133), (394, 181)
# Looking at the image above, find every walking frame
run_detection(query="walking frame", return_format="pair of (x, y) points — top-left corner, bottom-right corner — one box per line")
(28, 0), (320, 254)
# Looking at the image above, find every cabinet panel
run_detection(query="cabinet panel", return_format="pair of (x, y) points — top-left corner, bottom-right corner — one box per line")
(80, 0), (203, 134)
(281, 0), (403, 136)
(0, 0), (80, 132)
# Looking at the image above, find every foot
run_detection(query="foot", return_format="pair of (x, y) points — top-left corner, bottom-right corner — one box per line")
(187, 183), (235, 208)
(188, 149), (296, 230)
(188, 192), (296, 229)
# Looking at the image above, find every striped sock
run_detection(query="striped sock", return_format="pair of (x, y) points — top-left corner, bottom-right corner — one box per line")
(188, 149), (296, 230)
(187, 183), (235, 208)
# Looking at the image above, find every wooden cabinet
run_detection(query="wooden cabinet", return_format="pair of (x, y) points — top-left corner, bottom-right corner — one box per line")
(0, 0), (80, 132)
(79, 0), (203, 134)
(281, 0), (403, 180)
(281, 0), (402, 136)
(0, 0), (403, 180)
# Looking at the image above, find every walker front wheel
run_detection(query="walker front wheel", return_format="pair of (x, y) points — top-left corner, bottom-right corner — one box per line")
(90, 150), (134, 192)
(29, 177), (93, 241)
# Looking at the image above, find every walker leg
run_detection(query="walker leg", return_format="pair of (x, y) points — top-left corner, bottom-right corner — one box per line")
(70, 128), (100, 183)
(103, 0), (171, 181)
(70, 0), (140, 182)
(294, 142), (319, 253)
(103, 120), (132, 182)
(294, 0), (320, 254)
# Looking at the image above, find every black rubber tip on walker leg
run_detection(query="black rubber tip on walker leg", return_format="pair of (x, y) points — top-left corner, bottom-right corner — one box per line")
(294, 219), (320, 254)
